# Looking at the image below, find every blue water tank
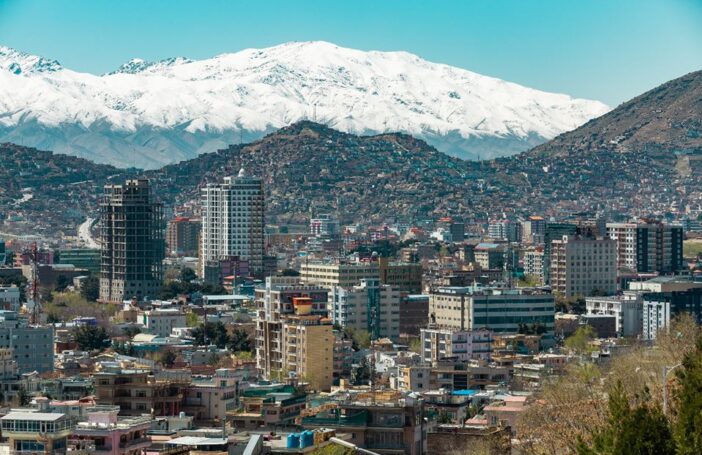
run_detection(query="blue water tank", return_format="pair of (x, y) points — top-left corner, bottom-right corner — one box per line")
(287, 433), (300, 449)
(300, 430), (314, 448)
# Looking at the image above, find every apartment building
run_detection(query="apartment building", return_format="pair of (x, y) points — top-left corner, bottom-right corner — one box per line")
(200, 170), (265, 277)
(330, 279), (401, 341)
(0, 311), (54, 373)
(142, 308), (187, 338)
(488, 220), (522, 243)
(521, 216), (546, 244)
(0, 285), (20, 311)
(473, 243), (506, 270)
(642, 285), (702, 340)
(606, 222), (684, 273)
(166, 217), (201, 257)
(254, 277), (333, 391)
(420, 327), (493, 364)
(522, 247), (544, 284)
(70, 407), (151, 455)
(184, 369), (241, 422)
(300, 261), (380, 289)
(585, 292), (643, 337)
(378, 257), (423, 293)
(550, 235), (617, 297)
(93, 370), (187, 416)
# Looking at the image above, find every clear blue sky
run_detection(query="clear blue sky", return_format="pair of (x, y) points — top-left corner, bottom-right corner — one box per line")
(1, 0), (701, 106)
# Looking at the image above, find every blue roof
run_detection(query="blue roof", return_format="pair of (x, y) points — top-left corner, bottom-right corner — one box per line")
(452, 389), (478, 396)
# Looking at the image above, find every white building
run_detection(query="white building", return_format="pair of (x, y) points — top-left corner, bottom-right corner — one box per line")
(550, 235), (617, 297)
(428, 287), (556, 346)
(310, 214), (340, 237)
(300, 261), (379, 289)
(143, 308), (187, 338)
(330, 279), (401, 341)
(585, 292), (643, 337)
(488, 220), (522, 243)
(200, 170), (265, 277)
(0, 286), (20, 311)
(605, 223), (638, 271)
(523, 248), (544, 284)
(643, 297), (671, 341)
(185, 368), (242, 421)
(420, 327), (493, 364)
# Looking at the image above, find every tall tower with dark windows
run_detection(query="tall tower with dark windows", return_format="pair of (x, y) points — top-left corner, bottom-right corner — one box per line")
(99, 179), (164, 303)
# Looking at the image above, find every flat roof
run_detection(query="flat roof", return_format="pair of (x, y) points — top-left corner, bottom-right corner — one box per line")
(2, 412), (66, 421)
(166, 436), (228, 446)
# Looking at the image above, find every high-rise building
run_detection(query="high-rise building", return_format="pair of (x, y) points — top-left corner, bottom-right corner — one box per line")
(643, 286), (702, 340)
(473, 243), (506, 269)
(550, 235), (617, 297)
(488, 219), (522, 242)
(330, 279), (401, 341)
(99, 179), (164, 303)
(606, 222), (684, 273)
(543, 223), (578, 284)
(522, 216), (546, 244)
(523, 246), (545, 284)
(254, 277), (333, 391)
(201, 170), (265, 277)
(166, 217), (201, 257)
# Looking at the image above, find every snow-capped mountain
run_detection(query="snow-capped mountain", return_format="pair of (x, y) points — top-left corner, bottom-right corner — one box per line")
(0, 41), (609, 169)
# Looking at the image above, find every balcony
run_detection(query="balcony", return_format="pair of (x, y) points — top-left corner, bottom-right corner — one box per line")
(119, 437), (151, 449)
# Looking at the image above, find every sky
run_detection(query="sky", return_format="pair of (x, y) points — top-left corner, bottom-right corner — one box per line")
(0, 0), (701, 106)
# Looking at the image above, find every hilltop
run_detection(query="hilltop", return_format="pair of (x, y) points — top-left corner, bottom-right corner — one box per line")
(530, 70), (702, 157)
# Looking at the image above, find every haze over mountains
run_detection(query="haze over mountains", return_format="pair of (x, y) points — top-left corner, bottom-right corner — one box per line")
(0, 41), (609, 168)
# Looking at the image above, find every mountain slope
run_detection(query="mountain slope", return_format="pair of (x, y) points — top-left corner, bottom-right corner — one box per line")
(0, 42), (608, 168)
(530, 70), (702, 157)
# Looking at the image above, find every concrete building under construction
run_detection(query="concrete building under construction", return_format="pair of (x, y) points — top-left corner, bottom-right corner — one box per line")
(99, 179), (165, 303)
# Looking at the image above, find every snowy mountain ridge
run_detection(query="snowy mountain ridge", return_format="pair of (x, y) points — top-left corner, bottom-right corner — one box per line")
(0, 41), (609, 168)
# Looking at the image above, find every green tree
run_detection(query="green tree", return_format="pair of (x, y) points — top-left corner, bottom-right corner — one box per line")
(565, 326), (597, 356)
(186, 312), (200, 327)
(351, 358), (371, 386)
(518, 274), (542, 287)
(577, 381), (675, 455)
(74, 325), (111, 352)
(80, 275), (100, 302)
(159, 349), (177, 368)
(180, 268), (196, 282)
(0, 274), (28, 302)
(17, 386), (30, 406)
(673, 336), (702, 454)
(345, 327), (371, 350)
(227, 329), (253, 353)
(191, 322), (230, 348)
(55, 274), (71, 292)
(281, 268), (300, 276)
(113, 341), (136, 356)
(122, 326), (142, 338)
